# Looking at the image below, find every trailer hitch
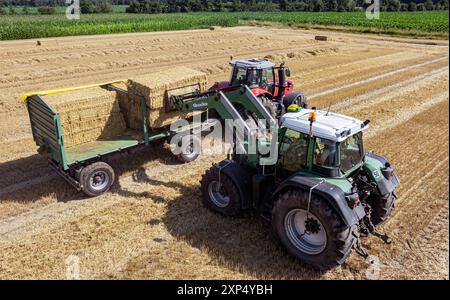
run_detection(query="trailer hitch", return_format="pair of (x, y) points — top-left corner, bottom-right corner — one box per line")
(353, 234), (369, 258)
(363, 206), (392, 245)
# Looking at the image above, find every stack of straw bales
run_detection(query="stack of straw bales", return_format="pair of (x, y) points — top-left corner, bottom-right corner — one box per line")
(122, 66), (208, 130)
(43, 67), (207, 148)
(45, 88), (126, 148)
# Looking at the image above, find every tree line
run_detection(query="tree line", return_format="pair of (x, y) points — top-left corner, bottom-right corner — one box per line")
(1, 0), (448, 14)
(125, 0), (449, 13)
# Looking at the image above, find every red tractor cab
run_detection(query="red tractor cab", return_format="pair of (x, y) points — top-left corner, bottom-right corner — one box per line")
(210, 59), (308, 118)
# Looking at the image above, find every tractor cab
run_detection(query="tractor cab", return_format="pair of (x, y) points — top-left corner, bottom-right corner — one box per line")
(229, 58), (293, 99)
(278, 108), (370, 179)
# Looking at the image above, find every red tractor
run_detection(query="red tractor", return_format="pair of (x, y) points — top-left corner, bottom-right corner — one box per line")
(209, 58), (308, 119)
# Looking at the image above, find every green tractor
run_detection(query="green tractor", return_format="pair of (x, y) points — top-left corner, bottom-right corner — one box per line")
(172, 86), (400, 269)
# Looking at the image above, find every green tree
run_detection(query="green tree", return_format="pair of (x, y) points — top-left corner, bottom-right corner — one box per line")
(387, 0), (400, 11)
(417, 3), (426, 10)
(424, 0), (435, 10)
(95, 0), (113, 13)
(22, 5), (30, 14)
(439, 0), (448, 10)
(408, 1), (417, 11)
(311, 0), (324, 11)
(326, 0), (338, 11)
(438, 0), (449, 9)
(80, 0), (95, 13)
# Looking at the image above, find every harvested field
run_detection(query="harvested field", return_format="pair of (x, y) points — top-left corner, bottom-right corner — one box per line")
(0, 27), (448, 279)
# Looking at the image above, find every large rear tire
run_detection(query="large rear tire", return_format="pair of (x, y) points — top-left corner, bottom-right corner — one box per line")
(80, 162), (115, 197)
(272, 190), (356, 269)
(200, 166), (243, 216)
(283, 92), (308, 109)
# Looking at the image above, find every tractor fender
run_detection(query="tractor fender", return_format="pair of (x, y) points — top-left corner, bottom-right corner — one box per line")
(272, 175), (364, 227)
(213, 160), (252, 210)
(283, 92), (308, 108)
(364, 153), (400, 196)
(251, 87), (273, 98)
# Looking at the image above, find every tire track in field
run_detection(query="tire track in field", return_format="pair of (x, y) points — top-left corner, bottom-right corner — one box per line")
(331, 66), (449, 113)
(364, 91), (449, 139)
(355, 100), (449, 279)
(0, 150), (221, 242)
(308, 56), (448, 100)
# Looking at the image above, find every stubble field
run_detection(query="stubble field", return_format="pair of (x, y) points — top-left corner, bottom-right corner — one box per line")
(0, 26), (448, 279)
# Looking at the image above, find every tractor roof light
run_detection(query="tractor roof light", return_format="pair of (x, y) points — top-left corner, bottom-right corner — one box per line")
(308, 112), (316, 123)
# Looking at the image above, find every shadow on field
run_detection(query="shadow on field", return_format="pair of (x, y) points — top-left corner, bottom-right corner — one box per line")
(162, 184), (324, 279)
(0, 143), (178, 204)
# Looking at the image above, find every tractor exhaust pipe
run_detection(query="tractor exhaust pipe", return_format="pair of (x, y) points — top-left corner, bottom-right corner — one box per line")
(277, 66), (286, 100)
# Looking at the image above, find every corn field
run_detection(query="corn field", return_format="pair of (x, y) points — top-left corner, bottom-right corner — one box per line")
(0, 11), (448, 40)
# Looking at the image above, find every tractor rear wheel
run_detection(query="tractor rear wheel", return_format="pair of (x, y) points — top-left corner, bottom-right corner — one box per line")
(260, 96), (278, 119)
(235, 104), (258, 131)
(283, 93), (308, 109)
(370, 191), (397, 226)
(201, 166), (243, 216)
(80, 162), (115, 197)
(272, 190), (356, 269)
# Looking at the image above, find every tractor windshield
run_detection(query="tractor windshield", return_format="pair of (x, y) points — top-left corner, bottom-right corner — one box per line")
(230, 66), (275, 91)
(339, 132), (364, 173)
(231, 67), (247, 86)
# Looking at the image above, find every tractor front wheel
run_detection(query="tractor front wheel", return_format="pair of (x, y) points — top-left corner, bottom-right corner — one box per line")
(172, 134), (201, 163)
(272, 190), (356, 269)
(201, 166), (243, 216)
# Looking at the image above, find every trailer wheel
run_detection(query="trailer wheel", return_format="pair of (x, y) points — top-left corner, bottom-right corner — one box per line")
(80, 162), (115, 197)
(272, 189), (356, 270)
(174, 135), (201, 163)
(200, 166), (243, 216)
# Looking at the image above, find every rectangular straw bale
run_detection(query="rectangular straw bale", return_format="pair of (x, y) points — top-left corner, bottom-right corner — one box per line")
(124, 67), (207, 130)
(45, 87), (126, 148)
(127, 66), (208, 110)
(148, 108), (197, 129)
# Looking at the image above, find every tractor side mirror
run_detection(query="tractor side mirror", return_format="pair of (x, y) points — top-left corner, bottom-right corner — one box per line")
(285, 69), (291, 77)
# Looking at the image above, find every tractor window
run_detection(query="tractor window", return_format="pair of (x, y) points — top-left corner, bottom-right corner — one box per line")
(314, 138), (337, 168)
(247, 69), (260, 87)
(261, 68), (274, 92)
(231, 67), (247, 86)
(340, 133), (363, 173)
(280, 129), (309, 172)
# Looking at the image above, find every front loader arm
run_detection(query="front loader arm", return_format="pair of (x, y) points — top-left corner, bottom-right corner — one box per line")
(170, 85), (278, 164)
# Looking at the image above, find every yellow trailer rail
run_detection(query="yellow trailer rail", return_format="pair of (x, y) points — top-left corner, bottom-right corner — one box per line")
(20, 80), (127, 101)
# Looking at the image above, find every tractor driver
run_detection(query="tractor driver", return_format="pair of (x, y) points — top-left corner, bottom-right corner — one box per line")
(314, 138), (337, 167)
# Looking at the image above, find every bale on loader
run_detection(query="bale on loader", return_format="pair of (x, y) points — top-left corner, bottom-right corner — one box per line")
(123, 66), (208, 130)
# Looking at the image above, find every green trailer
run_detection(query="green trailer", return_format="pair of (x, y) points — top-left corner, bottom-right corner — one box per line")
(22, 81), (212, 197)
